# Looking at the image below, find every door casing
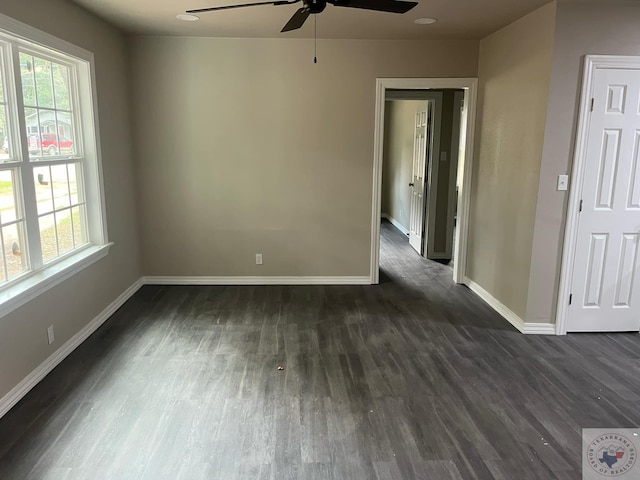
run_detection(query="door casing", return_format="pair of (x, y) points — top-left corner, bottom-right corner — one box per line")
(370, 78), (479, 285)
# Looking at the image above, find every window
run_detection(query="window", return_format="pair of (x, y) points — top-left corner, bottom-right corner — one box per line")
(0, 15), (108, 315)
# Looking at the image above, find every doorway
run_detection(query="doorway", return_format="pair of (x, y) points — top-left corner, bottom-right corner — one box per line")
(370, 78), (478, 285)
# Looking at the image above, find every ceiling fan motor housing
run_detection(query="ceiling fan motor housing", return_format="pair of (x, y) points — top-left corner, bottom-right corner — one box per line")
(304, 0), (327, 14)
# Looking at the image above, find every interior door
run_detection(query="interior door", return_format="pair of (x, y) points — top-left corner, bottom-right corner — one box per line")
(409, 101), (430, 254)
(567, 67), (640, 332)
(423, 94), (443, 260)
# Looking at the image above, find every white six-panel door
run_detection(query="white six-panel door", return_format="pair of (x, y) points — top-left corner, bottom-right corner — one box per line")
(567, 67), (640, 332)
(409, 101), (430, 254)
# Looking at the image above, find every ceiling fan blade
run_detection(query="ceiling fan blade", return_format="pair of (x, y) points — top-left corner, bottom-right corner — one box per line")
(281, 8), (311, 32)
(328, 0), (417, 14)
(187, 0), (298, 14)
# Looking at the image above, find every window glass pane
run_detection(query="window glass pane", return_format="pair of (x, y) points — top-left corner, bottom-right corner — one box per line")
(68, 163), (81, 204)
(21, 52), (77, 161)
(34, 166), (54, 215)
(55, 111), (75, 156)
(39, 213), (57, 262)
(34, 57), (54, 109)
(20, 54), (56, 110)
(0, 170), (18, 224)
(72, 205), (86, 247)
(0, 105), (9, 162)
(56, 209), (74, 255)
(0, 47), (5, 154)
(25, 107), (41, 157)
(52, 164), (70, 210)
(0, 61), (4, 102)
(52, 64), (71, 111)
(24, 107), (38, 134)
(20, 53), (36, 107)
(3, 223), (27, 279)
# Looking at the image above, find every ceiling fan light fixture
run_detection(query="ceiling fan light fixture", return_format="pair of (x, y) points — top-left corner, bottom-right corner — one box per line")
(414, 17), (437, 25)
(176, 14), (201, 21)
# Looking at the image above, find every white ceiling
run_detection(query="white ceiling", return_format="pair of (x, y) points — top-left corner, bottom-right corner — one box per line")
(72, 0), (552, 39)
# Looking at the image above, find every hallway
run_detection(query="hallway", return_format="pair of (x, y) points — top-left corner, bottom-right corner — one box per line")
(0, 222), (638, 479)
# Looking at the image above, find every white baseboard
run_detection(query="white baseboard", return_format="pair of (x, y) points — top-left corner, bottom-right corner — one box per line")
(465, 278), (525, 332)
(522, 322), (556, 335)
(464, 278), (555, 335)
(142, 276), (371, 286)
(0, 278), (144, 419)
(381, 214), (409, 236)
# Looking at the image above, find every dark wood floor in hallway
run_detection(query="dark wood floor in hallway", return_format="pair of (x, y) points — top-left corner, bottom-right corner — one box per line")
(0, 221), (639, 479)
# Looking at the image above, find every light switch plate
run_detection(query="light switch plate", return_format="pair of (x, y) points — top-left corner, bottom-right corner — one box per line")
(557, 174), (569, 191)
(256, 254), (263, 265)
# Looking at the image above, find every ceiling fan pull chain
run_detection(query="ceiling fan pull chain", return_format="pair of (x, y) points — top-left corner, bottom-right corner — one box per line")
(314, 16), (317, 64)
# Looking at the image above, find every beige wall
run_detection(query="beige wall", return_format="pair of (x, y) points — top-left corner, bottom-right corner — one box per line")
(382, 100), (421, 230)
(466, 2), (556, 319)
(131, 37), (478, 277)
(527, 0), (640, 323)
(0, 1), (141, 399)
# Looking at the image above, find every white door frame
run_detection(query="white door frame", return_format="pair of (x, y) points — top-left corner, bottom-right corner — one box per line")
(370, 77), (478, 284)
(556, 55), (640, 335)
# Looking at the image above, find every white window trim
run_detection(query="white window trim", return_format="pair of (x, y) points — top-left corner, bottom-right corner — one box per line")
(0, 13), (111, 319)
(0, 243), (112, 318)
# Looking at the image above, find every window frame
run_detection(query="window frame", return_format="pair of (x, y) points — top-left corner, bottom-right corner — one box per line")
(0, 13), (111, 319)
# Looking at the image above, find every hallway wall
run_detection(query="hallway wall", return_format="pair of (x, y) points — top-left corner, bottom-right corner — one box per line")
(382, 100), (420, 231)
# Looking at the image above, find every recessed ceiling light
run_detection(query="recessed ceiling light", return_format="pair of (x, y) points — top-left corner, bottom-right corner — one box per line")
(415, 18), (437, 25)
(176, 14), (200, 21)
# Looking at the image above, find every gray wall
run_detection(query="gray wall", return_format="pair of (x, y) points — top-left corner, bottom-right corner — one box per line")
(0, 0), (141, 399)
(382, 100), (421, 231)
(131, 37), (479, 277)
(527, 0), (640, 323)
(432, 90), (460, 256)
(467, 2), (556, 319)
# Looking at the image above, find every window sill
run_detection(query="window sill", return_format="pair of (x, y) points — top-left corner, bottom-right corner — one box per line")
(0, 243), (113, 320)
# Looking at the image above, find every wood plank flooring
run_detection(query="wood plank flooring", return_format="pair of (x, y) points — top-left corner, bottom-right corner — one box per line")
(0, 221), (639, 479)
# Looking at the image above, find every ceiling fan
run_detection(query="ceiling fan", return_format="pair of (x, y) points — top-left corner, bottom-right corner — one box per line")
(186, 0), (418, 33)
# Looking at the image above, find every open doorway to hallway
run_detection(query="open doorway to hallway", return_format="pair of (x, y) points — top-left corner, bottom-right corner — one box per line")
(371, 78), (478, 286)
(380, 90), (465, 269)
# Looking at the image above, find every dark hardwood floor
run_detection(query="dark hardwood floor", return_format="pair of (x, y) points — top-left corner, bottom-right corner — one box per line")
(0, 221), (639, 479)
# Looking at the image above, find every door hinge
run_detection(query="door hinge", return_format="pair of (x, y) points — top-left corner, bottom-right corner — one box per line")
(579, 200), (583, 212)
(590, 98), (594, 112)
(569, 294), (573, 305)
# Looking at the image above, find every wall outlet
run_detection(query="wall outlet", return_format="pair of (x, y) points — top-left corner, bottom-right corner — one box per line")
(256, 253), (263, 265)
(47, 325), (55, 345)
